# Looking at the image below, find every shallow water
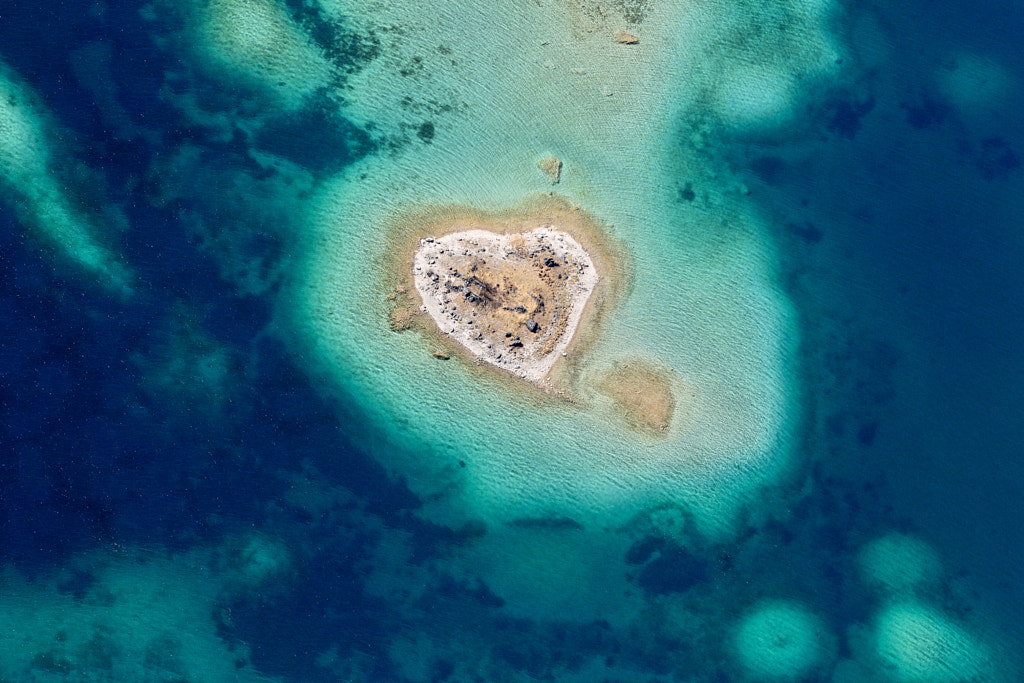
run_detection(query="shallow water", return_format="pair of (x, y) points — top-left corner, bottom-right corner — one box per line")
(0, 0), (1021, 680)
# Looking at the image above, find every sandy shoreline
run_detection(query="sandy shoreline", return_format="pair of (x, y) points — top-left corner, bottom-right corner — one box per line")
(412, 226), (599, 384)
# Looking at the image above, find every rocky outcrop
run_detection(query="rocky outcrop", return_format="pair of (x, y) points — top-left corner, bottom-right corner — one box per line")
(536, 153), (563, 184)
(615, 29), (639, 44)
(412, 227), (599, 383)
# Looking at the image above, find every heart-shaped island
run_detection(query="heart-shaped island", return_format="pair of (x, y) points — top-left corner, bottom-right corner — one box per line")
(385, 200), (674, 435)
(413, 226), (598, 383)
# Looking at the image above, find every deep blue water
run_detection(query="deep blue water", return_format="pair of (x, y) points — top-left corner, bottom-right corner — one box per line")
(0, 0), (1021, 680)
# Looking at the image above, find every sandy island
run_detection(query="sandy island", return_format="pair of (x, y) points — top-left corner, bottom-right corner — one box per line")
(383, 197), (677, 435)
(413, 226), (598, 382)
(383, 198), (623, 389)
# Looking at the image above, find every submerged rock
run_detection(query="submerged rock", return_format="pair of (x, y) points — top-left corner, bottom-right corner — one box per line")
(615, 29), (639, 44)
(536, 153), (562, 184)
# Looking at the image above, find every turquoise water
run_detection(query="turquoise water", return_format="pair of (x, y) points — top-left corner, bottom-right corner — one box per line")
(291, 0), (801, 537)
(0, 0), (1022, 680)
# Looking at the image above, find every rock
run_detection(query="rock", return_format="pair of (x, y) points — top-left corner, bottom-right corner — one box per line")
(615, 29), (639, 44)
(536, 153), (562, 184)
(389, 306), (413, 332)
(525, 319), (539, 333)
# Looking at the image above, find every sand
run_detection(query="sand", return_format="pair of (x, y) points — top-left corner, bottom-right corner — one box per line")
(412, 226), (599, 384)
(598, 362), (677, 435)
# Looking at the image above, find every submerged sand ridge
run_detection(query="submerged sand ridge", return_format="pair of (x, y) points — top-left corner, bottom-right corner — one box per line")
(413, 226), (599, 383)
